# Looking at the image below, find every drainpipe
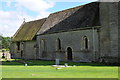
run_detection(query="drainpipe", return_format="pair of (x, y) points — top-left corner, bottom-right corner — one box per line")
(38, 37), (41, 59)
(92, 27), (96, 62)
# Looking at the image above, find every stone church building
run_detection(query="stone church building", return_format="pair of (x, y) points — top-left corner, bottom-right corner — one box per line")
(10, 18), (46, 59)
(10, 2), (119, 63)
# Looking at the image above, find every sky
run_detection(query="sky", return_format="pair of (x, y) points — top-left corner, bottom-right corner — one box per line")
(0, 0), (97, 37)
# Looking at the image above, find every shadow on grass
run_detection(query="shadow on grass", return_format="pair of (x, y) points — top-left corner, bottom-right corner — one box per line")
(1, 59), (119, 67)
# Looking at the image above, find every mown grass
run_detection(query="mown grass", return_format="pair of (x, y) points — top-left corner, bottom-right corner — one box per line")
(1, 60), (118, 78)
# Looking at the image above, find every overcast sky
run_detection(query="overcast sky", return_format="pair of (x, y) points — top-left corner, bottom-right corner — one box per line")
(0, 0), (97, 37)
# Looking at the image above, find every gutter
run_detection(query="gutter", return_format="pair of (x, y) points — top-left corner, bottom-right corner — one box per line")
(39, 26), (101, 35)
(92, 27), (96, 62)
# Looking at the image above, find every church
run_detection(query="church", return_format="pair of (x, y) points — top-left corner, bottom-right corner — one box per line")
(10, 2), (119, 63)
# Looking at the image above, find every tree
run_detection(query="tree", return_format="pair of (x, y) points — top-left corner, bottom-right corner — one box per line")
(2, 37), (11, 50)
(0, 35), (2, 49)
(0, 35), (11, 50)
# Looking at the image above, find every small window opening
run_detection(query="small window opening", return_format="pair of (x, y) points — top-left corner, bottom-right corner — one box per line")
(83, 36), (89, 49)
(41, 39), (46, 51)
(41, 39), (46, 58)
(17, 42), (20, 50)
(57, 38), (61, 50)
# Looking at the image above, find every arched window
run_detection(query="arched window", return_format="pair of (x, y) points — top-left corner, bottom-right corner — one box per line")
(57, 38), (61, 50)
(83, 36), (89, 49)
(17, 42), (20, 50)
(41, 39), (46, 51)
(41, 39), (46, 58)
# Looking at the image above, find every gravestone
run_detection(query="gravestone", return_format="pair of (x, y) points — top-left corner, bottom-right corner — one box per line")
(56, 59), (60, 65)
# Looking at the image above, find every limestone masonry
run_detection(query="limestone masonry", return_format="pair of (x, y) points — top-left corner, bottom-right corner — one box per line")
(10, 2), (119, 64)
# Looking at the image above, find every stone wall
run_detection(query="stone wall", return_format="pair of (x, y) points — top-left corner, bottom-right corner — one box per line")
(38, 28), (100, 62)
(10, 42), (21, 59)
(23, 41), (36, 59)
(10, 41), (37, 59)
(99, 2), (119, 63)
(118, 2), (120, 63)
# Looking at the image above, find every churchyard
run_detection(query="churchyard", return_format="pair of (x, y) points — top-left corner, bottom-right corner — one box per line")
(1, 59), (118, 78)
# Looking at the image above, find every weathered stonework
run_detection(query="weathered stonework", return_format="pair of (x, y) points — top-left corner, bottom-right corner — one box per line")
(10, 2), (119, 64)
(10, 41), (37, 60)
(38, 27), (100, 62)
(99, 2), (119, 63)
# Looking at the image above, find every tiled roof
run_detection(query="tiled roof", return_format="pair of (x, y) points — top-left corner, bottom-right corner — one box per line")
(37, 4), (84, 34)
(42, 2), (100, 34)
(12, 18), (46, 42)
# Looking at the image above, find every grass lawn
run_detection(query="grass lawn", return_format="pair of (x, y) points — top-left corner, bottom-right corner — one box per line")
(1, 60), (118, 78)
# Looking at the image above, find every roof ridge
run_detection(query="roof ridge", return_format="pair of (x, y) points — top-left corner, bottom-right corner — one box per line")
(12, 18), (46, 42)
(25, 18), (47, 23)
(50, 4), (84, 15)
(12, 22), (26, 39)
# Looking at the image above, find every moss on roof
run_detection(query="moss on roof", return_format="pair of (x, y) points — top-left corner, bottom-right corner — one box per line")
(12, 18), (46, 42)
(42, 2), (100, 34)
(37, 4), (84, 35)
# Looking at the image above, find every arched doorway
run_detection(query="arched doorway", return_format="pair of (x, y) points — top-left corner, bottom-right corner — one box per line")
(67, 47), (73, 61)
